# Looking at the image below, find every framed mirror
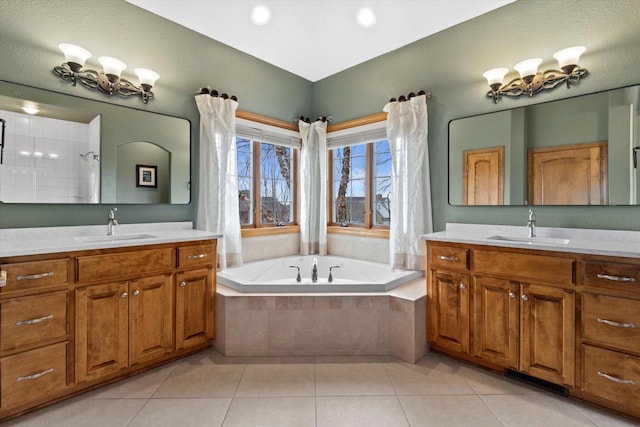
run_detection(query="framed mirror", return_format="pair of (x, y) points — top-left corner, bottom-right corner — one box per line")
(0, 80), (190, 204)
(449, 84), (640, 206)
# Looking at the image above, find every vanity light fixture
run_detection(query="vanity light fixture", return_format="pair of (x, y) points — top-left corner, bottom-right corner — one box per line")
(52, 43), (159, 104)
(483, 46), (588, 103)
(21, 106), (40, 115)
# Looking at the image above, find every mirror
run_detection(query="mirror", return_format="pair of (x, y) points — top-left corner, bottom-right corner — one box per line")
(449, 84), (640, 206)
(0, 80), (190, 204)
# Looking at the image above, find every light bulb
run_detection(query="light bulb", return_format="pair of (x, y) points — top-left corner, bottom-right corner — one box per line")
(250, 5), (271, 25)
(356, 7), (376, 29)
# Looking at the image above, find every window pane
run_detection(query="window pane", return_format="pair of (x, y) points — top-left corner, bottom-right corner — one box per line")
(373, 139), (391, 226)
(332, 144), (368, 224)
(237, 137), (253, 225)
(260, 142), (293, 225)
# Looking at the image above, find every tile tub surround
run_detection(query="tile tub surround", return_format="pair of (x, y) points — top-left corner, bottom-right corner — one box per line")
(214, 278), (427, 363)
(421, 223), (640, 258)
(0, 221), (222, 257)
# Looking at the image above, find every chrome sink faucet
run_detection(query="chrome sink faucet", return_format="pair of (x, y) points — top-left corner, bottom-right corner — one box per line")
(107, 208), (118, 236)
(527, 209), (536, 238)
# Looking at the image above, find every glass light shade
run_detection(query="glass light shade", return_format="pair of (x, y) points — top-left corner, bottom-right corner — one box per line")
(134, 68), (160, 87)
(98, 56), (127, 77)
(514, 58), (542, 78)
(21, 106), (39, 115)
(356, 7), (377, 29)
(59, 43), (91, 67)
(553, 46), (586, 69)
(250, 5), (271, 25)
(482, 68), (509, 86)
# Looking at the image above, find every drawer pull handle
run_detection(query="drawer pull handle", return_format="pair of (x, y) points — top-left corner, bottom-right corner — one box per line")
(16, 314), (54, 326)
(597, 318), (637, 329)
(180, 281), (187, 287)
(121, 292), (128, 298)
(509, 292), (516, 299)
(16, 272), (54, 281)
(187, 254), (206, 259)
(521, 295), (529, 301)
(597, 273), (636, 282)
(597, 371), (637, 385)
(16, 368), (54, 382)
(459, 283), (466, 290)
(132, 290), (140, 296)
(438, 255), (458, 262)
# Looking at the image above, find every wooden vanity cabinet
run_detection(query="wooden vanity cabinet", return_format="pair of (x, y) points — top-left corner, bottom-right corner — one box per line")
(427, 242), (576, 387)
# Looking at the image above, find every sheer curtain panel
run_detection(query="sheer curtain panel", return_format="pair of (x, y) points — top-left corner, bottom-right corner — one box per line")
(298, 119), (328, 255)
(195, 94), (242, 269)
(383, 94), (433, 270)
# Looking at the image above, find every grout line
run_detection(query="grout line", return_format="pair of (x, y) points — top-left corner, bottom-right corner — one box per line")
(123, 397), (151, 427)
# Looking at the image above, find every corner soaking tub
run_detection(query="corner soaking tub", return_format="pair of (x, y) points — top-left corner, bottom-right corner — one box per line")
(217, 255), (423, 293)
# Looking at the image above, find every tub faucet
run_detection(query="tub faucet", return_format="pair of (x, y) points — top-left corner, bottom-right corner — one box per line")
(289, 265), (301, 282)
(311, 258), (318, 283)
(527, 209), (536, 238)
(328, 265), (341, 283)
(107, 208), (118, 236)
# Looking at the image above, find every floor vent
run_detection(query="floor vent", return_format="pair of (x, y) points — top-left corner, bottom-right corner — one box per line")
(504, 369), (568, 396)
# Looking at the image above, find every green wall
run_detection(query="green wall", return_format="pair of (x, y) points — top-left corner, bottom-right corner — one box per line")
(0, 0), (311, 228)
(312, 0), (640, 231)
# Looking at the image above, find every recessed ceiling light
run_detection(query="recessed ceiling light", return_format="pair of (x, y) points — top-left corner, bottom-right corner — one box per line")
(21, 106), (39, 115)
(355, 7), (376, 29)
(251, 5), (271, 26)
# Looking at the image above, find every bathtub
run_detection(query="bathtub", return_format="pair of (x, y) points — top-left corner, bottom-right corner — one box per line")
(217, 255), (423, 293)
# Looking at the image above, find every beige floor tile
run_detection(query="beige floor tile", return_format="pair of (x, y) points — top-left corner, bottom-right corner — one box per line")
(235, 364), (316, 397)
(414, 351), (467, 374)
(456, 364), (543, 395)
(572, 402), (640, 427)
(480, 394), (597, 427)
(385, 363), (475, 395)
(399, 395), (503, 426)
(153, 364), (245, 398)
(316, 363), (395, 396)
(2, 398), (146, 427)
(81, 363), (177, 399)
(222, 397), (315, 427)
(316, 396), (410, 427)
(128, 398), (231, 427)
(315, 354), (401, 364)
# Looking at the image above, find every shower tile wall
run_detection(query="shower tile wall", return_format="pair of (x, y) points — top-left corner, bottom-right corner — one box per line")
(0, 109), (99, 203)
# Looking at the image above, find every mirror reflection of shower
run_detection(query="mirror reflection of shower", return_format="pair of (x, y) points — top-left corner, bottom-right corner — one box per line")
(80, 151), (100, 162)
(0, 118), (6, 164)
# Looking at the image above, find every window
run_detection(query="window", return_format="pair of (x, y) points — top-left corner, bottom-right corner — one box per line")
(236, 117), (300, 228)
(328, 121), (390, 229)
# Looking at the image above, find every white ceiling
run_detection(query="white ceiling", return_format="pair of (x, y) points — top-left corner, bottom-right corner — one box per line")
(126, 0), (515, 82)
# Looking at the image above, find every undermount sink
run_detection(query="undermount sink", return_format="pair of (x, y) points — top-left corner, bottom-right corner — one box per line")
(486, 235), (570, 245)
(75, 233), (156, 243)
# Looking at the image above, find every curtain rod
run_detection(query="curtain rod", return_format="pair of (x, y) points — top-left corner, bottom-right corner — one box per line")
(292, 115), (332, 124)
(389, 90), (430, 103)
(197, 87), (238, 101)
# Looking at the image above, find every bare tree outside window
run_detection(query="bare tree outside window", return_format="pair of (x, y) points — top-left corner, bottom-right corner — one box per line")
(237, 138), (253, 225)
(374, 140), (391, 226)
(260, 142), (292, 224)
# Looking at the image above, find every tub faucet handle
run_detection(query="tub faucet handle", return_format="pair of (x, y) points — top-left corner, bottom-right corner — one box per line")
(328, 265), (341, 283)
(289, 265), (301, 283)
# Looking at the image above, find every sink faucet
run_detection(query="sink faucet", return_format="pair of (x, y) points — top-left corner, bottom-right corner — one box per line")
(311, 258), (318, 283)
(107, 208), (118, 236)
(527, 209), (536, 238)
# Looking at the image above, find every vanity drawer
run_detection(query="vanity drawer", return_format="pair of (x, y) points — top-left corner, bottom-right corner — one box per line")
(582, 345), (640, 410)
(1, 291), (68, 352)
(76, 248), (173, 283)
(429, 246), (469, 270)
(177, 244), (214, 269)
(474, 250), (575, 285)
(582, 261), (640, 293)
(0, 259), (69, 293)
(0, 342), (68, 410)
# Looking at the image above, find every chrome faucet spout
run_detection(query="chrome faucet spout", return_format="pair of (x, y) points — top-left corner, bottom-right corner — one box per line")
(107, 207), (118, 236)
(527, 209), (536, 238)
(311, 258), (318, 283)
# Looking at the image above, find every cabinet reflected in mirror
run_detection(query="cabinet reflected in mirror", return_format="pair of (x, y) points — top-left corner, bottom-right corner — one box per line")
(449, 85), (640, 206)
(0, 81), (190, 204)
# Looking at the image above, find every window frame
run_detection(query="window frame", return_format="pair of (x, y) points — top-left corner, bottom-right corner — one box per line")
(326, 113), (390, 237)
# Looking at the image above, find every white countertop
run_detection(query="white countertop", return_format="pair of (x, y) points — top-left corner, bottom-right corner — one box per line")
(0, 222), (222, 257)
(421, 223), (640, 259)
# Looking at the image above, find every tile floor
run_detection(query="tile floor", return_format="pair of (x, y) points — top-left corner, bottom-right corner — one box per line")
(3, 349), (638, 427)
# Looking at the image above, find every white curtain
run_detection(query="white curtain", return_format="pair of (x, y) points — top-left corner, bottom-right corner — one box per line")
(383, 94), (433, 270)
(298, 120), (328, 255)
(195, 94), (242, 270)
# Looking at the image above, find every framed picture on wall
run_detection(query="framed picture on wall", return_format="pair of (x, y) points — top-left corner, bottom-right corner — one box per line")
(136, 164), (158, 188)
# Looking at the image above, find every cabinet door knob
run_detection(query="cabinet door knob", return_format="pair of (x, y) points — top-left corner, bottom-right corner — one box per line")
(459, 283), (466, 290)
(121, 292), (128, 298)
(521, 294), (529, 301)
(509, 292), (516, 299)
(180, 281), (187, 287)
(132, 290), (140, 296)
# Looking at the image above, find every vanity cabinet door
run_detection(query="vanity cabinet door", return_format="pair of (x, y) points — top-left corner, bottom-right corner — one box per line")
(129, 274), (173, 366)
(428, 270), (470, 354)
(520, 283), (575, 386)
(75, 282), (129, 383)
(176, 268), (214, 350)
(474, 276), (519, 369)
